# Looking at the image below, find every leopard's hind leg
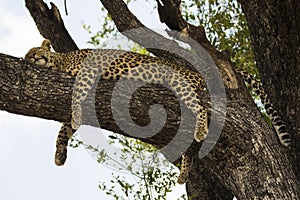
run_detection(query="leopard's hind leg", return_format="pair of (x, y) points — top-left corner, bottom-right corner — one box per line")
(177, 153), (193, 184)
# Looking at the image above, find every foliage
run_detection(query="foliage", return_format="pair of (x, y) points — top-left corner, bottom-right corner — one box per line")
(82, 13), (116, 47)
(180, 0), (257, 74)
(69, 134), (184, 200)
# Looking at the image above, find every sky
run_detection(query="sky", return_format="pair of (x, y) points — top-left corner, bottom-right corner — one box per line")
(0, 0), (186, 199)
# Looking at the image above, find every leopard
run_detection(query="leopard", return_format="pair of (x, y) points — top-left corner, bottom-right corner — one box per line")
(24, 39), (290, 184)
(24, 39), (208, 181)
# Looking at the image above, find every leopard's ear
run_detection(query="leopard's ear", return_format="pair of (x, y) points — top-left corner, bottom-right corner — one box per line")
(41, 39), (51, 51)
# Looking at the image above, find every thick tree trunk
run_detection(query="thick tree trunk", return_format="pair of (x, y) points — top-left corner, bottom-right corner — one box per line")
(239, 0), (300, 182)
(1, 0), (298, 199)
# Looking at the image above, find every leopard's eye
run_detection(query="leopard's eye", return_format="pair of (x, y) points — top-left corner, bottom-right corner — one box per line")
(42, 56), (48, 63)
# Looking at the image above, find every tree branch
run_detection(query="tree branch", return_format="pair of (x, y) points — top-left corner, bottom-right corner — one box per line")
(0, 53), (184, 147)
(25, 0), (78, 52)
(156, 0), (211, 48)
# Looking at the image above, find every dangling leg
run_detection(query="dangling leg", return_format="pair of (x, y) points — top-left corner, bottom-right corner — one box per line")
(177, 153), (193, 184)
(71, 57), (100, 130)
(55, 122), (77, 166)
(165, 72), (208, 142)
(194, 110), (208, 142)
(165, 72), (206, 184)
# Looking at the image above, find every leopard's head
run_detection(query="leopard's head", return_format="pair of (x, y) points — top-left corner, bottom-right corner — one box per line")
(25, 39), (64, 72)
(25, 39), (53, 65)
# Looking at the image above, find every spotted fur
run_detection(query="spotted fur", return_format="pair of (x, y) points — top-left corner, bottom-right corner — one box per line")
(54, 122), (76, 166)
(177, 153), (193, 184)
(235, 68), (291, 147)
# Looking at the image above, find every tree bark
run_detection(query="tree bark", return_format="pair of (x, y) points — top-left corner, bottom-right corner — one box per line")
(0, 0), (298, 199)
(25, 0), (78, 52)
(239, 0), (300, 182)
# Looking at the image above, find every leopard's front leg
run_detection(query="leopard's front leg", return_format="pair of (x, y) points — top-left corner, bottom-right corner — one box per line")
(71, 56), (101, 130)
(55, 122), (77, 166)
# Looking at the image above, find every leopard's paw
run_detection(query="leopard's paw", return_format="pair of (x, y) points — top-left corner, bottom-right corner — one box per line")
(55, 145), (67, 166)
(194, 119), (208, 142)
(177, 173), (189, 184)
